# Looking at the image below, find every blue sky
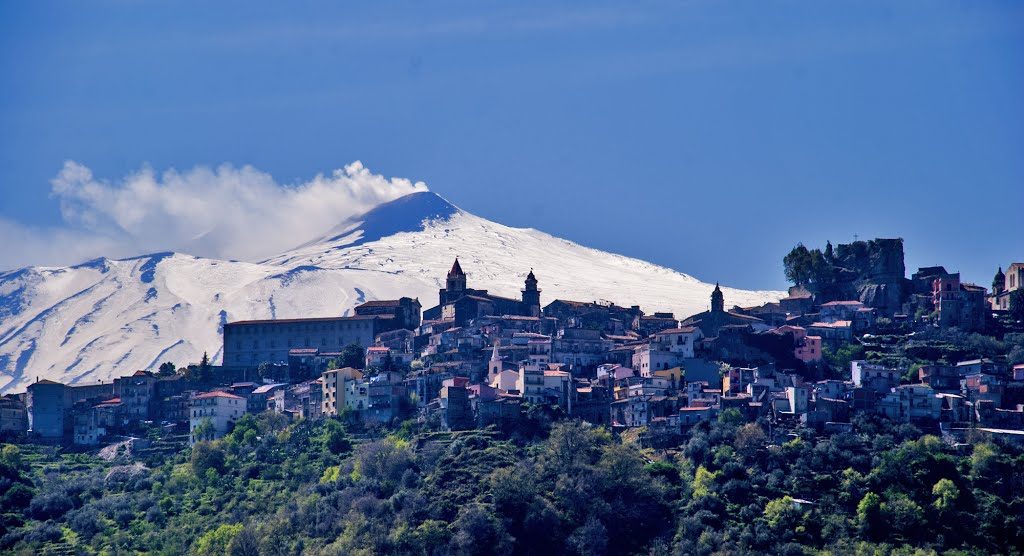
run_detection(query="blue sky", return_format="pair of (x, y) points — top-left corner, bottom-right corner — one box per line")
(1, 1), (1021, 290)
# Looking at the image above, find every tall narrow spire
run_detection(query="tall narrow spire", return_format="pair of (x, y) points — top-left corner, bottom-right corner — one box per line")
(449, 258), (465, 277)
(711, 282), (724, 313)
(522, 269), (541, 316)
(446, 257), (467, 294)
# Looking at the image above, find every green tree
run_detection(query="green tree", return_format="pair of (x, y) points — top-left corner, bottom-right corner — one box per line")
(158, 361), (176, 377)
(931, 478), (959, 511)
(880, 493), (924, 541)
(764, 496), (802, 533)
(190, 440), (226, 475)
(192, 523), (242, 555)
(227, 526), (260, 556)
(340, 343), (366, 369)
(734, 423), (766, 457)
(195, 351), (213, 383)
(566, 517), (609, 556)
(717, 408), (745, 426)
(784, 244), (814, 286)
(449, 504), (512, 556)
(320, 418), (352, 455)
(412, 520), (450, 555)
(856, 492), (882, 538)
(1, 444), (24, 469)
(257, 361), (276, 381)
(692, 466), (720, 499)
(824, 343), (865, 375)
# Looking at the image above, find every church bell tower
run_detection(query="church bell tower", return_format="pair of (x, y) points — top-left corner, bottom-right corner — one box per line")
(440, 258), (467, 306)
(522, 270), (541, 316)
(711, 283), (724, 313)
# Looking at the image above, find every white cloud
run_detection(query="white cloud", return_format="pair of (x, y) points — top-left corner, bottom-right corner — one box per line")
(0, 161), (428, 270)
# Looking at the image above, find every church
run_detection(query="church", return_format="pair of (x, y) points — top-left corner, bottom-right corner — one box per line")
(422, 259), (542, 325)
(680, 283), (765, 338)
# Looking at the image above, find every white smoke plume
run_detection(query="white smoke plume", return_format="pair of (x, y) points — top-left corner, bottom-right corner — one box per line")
(0, 161), (428, 270)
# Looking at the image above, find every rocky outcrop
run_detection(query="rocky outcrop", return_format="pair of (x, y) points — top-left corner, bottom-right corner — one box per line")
(813, 238), (910, 314)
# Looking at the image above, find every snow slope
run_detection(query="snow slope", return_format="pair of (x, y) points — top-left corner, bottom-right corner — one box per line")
(0, 192), (783, 393)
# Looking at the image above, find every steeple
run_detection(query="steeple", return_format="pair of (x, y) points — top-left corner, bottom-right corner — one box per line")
(446, 258), (467, 293)
(993, 266), (1005, 294)
(522, 269), (541, 316)
(488, 340), (503, 378)
(449, 258), (465, 277)
(711, 282), (724, 313)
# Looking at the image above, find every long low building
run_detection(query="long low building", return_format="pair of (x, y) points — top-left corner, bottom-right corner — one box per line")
(222, 315), (402, 367)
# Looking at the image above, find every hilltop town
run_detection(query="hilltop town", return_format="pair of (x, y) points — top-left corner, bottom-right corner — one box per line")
(3, 238), (1024, 555)
(4, 238), (1023, 449)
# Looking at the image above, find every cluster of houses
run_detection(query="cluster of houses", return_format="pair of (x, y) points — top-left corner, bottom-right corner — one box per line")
(3, 253), (1023, 448)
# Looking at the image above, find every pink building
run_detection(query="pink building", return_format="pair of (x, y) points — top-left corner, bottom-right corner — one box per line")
(775, 325), (822, 363)
(933, 274), (961, 305)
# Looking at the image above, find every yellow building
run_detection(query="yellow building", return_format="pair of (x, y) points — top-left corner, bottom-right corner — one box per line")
(654, 367), (684, 390)
(321, 367), (363, 416)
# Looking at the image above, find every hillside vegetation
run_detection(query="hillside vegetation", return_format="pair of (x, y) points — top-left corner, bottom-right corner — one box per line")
(2, 414), (1023, 555)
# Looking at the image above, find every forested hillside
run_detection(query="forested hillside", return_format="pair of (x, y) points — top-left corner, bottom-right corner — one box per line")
(2, 414), (1023, 555)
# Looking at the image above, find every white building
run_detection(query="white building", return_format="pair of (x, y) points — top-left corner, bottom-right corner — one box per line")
(785, 386), (809, 414)
(518, 363), (546, 405)
(876, 384), (941, 423)
(344, 379), (369, 412)
(651, 327), (703, 358)
(491, 369), (520, 392)
(851, 361), (900, 393)
(190, 391), (247, 444)
(633, 327), (703, 376)
(633, 346), (678, 376)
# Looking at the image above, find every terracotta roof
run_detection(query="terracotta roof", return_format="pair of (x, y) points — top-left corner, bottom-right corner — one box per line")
(655, 327), (699, 335)
(809, 320), (852, 328)
(194, 391), (244, 400)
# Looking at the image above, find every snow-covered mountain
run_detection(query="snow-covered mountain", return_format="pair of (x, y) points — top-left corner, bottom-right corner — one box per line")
(0, 192), (783, 393)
